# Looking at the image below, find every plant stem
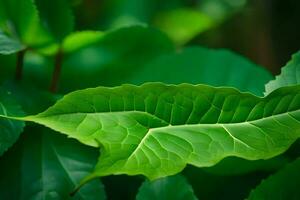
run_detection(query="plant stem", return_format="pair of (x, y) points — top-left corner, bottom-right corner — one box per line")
(50, 48), (63, 93)
(15, 49), (26, 81)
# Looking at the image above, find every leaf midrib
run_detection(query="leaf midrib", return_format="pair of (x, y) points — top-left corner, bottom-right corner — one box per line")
(30, 109), (300, 128)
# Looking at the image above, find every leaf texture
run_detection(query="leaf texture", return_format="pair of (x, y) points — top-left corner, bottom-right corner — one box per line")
(18, 83), (300, 182)
(265, 51), (300, 95)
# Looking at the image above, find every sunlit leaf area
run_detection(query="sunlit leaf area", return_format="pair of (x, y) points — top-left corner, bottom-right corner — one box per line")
(0, 0), (300, 199)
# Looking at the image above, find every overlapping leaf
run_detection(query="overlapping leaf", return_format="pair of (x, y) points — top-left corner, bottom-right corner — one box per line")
(136, 175), (197, 200)
(0, 32), (24, 55)
(248, 157), (300, 199)
(265, 51), (300, 95)
(0, 87), (24, 156)
(6, 83), (298, 184)
(0, 126), (106, 199)
(35, 0), (74, 42)
(0, 0), (53, 48)
(129, 47), (273, 96)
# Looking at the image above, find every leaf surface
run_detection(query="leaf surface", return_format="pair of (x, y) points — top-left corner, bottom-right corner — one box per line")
(0, 32), (24, 55)
(248, 157), (300, 200)
(265, 51), (300, 95)
(18, 83), (300, 182)
(0, 126), (106, 200)
(136, 175), (197, 200)
(0, 87), (24, 156)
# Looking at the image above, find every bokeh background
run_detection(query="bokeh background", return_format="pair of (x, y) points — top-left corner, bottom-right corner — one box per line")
(72, 0), (300, 74)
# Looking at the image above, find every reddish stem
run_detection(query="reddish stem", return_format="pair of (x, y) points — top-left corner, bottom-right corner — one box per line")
(15, 49), (26, 81)
(50, 48), (64, 93)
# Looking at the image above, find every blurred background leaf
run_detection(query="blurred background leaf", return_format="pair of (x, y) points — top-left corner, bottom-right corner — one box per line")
(248, 157), (300, 200)
(0, 0), (53, 47)
(35, 0), (74, 43)
(136, 175), (197, 200)
(0, 126), (106, 200)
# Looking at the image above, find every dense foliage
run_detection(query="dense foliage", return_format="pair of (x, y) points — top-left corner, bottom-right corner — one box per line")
(0, 0), (299, 199)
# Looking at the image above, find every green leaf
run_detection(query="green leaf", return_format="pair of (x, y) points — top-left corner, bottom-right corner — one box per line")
(0, 126), (106, 199)
(35, 0), (74, 42)
(248, 157), (300, 200)
(154, 9), (214, 45)
(60, 26), (174, 92)
(129, 47), (273, 96)
(265, 51), (300, 95)
(38, 31), (105, 55)
(0, 87), (24, 156)
(14, 83), (300, 183)
(202, 156), (290, 176)
(0, 32), (24, 55)
(0, 0), (53, 47)
(136, 175), (197, 200)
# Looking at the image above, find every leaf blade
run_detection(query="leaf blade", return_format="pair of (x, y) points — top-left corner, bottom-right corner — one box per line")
(21, 83), (300, 181)
(265, 50), (300, 95)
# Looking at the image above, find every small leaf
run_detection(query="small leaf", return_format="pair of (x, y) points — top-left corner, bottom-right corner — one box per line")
(265, 50), (300, 95)
(0, 0), (53, 47)
(0, 126), (106, 199)
(0, 32), (24, 55)
(35, 0), (74, 42)
(136, 175), (197, 200)
(154, 9), (214, 45)
(38, 31), (105, 55)
(248, 157), (300, 200)
(15, 83), (300, 182)
(60, 26), (174, 92)
(0, 87), (24, 156)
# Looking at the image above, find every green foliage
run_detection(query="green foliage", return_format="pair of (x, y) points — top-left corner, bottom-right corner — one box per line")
(0, 32), (24, 55)
(0, 127), (106, 199)
(248, 157), (300, 200)
(8, 83), (297, 183)
(154, 9), (214, 45)
(0, 87), (24, 156)
(0, 0), (52, 47)
(136, 175), (197, 200)
(0, 0), (299, 199)
(35, 0), (74, 42)
(130, 47), (272, 95)
(265, 51), (300, 95)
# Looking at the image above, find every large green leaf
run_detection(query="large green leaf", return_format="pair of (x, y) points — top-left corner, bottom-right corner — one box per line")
(136, 175), (197, 200)
(35, 0), (74, 42)
(248, 157), (300, 200)
(129, 47), (273, 96)
(0, 0), (52, 47)
(0, 126), (106, 199)
(8, 83), (299, 183)
(0, 32), (24, 55)
(0, 87), (24, 156)
(265, 51), (300, 95)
